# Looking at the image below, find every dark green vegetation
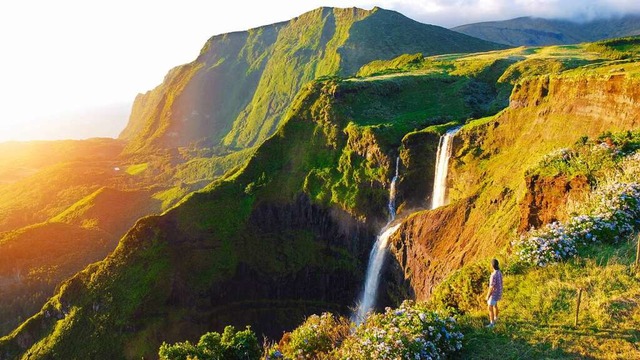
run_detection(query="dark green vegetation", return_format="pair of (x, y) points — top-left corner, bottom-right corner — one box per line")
(120, 6), (505, 154)
(453, 14), (640, 46)
(158, 326), (261, 360)
(2, 7), (640, 360)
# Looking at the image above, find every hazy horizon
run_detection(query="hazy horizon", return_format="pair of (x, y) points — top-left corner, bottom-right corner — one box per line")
(0, 102), (132, 143)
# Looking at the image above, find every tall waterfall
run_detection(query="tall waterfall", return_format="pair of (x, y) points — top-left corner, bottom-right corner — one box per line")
(354, 157), (401, 324)
(431, 127), (460, 209)
(387, 157), (400, 222)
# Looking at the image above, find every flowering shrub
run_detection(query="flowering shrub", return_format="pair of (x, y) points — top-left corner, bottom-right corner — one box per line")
(516, 133), (640, 268)
(529, 141), (619, 182)
(337, 301), (463, 360)
(514, 181), (640, 267)
(267, 312), (350, 360)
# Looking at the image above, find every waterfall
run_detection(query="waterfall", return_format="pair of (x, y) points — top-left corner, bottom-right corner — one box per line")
(352, 128), (460, 324)
(388, 157), (400, 222)
(354, 223), (401, 324)
(354, 157), (401, 324)
(431, 127), (460, 209)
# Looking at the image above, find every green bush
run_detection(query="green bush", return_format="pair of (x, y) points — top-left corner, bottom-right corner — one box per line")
(158, 325), (261, 360)
(430, 263), (490, 314)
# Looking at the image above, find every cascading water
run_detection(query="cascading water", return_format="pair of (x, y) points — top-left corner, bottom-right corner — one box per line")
(431, 127), (460, 209)
(354, 157), (400, 324)
(353, 129), (461, 324)
(387, 157), (400, 222)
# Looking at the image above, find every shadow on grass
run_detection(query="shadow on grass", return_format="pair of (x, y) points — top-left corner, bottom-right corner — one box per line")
(450, 316), (636, 360)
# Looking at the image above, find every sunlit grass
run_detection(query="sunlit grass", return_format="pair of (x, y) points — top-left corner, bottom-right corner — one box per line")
(448, 239), (640, 359)
(125, 163), (149, 176)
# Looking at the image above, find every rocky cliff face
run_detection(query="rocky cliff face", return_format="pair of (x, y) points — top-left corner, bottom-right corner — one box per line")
(146, 194), (375, 343)
(518, 174), (589, 232)
(398, 130), (441, 210)
(510, 74), (640, 124)
(386, 197), (477, 302)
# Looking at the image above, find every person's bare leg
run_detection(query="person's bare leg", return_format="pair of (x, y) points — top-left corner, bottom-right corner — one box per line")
(495, 304), (499, 323)
(488, 305), (495, 324)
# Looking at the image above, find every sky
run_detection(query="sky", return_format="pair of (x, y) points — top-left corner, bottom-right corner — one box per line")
(1, 0), (639, 142)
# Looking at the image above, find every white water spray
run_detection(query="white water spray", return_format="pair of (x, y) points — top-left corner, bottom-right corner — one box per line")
(387, 157), (400, 222)
(354, 157), (401, 324)
(431, 127), (460, 209)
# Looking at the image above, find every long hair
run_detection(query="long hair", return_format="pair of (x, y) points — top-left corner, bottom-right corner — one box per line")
(492, 258), (500, 271)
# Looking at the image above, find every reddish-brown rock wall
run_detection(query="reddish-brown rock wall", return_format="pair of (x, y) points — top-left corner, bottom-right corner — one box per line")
(518, 174), (589, 232)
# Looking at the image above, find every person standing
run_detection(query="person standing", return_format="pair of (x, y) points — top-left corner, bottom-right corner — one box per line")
(485, 258), (503, 328)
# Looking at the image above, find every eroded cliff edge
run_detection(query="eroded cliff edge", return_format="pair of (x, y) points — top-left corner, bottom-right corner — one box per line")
(386, 73), (640, 302)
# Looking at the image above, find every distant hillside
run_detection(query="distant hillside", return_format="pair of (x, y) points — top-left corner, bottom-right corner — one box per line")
(119, 6), (505, 153)
(453, 15), (640, 46)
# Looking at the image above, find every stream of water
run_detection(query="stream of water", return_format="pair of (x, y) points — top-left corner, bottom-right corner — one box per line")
(431, 127), (460, 209)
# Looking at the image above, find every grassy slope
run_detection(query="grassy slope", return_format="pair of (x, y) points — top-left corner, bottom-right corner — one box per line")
(448, 240), (640, 360)
(439, 38), (640, 359)
(0, 222), (112, 336)
(0, 139), (125, 232)
(123, 7), (506, 153)
(0, 139), (123, 185)
(0, 186), (164, 336)
(0, 48), (516, 358)
(0, 143), (216, 337)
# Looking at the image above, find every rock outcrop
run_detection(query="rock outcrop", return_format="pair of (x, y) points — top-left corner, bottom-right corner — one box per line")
(518, 174), (589, 232)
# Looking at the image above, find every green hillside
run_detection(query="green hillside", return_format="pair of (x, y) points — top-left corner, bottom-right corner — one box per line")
(453, 15), (640, 46)
(120, 6), (505, 154)
(2, 20), (640, 360)
(0, 38), (640, 358)
(0, 39), (517, 359)
(0, 141), (221, 337)
(153, 38), (640, 359)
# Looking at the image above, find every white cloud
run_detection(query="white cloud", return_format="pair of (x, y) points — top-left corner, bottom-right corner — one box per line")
(384, 0), (640, 27)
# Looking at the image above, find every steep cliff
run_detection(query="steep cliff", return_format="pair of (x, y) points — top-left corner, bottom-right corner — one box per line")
(386, 69), (640, 302)
(120, 7), (505, 153)
(518, 174), (589, 232)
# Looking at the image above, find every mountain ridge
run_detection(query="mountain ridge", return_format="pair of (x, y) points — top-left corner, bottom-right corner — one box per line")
(453, 14), (640, 46)
(119, 6), (506, 153)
